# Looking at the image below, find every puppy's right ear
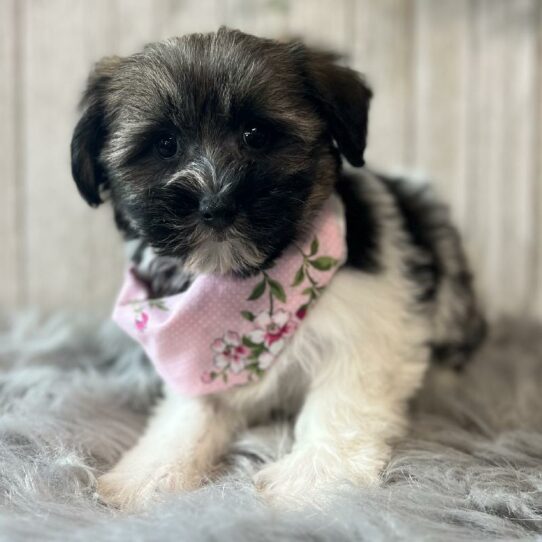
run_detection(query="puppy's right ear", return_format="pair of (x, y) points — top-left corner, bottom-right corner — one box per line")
(290, 44), (372, 168)
(71, 56), (121, 207)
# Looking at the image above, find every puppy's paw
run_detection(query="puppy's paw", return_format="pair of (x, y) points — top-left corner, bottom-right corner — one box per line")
(253, 447), (383, 508)
(96, 461), (206, 512)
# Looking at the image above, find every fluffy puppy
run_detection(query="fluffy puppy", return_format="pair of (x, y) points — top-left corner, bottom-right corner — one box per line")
(71, 28), (485, 510)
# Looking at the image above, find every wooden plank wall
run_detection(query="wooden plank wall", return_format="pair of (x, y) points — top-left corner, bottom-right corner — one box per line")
(0, 0), (541, 318)
(0, 0), (19, 307)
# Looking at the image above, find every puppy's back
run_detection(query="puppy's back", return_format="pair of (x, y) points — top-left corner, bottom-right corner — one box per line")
(381, 174), (486, 368)
(338, 170), (486, 369)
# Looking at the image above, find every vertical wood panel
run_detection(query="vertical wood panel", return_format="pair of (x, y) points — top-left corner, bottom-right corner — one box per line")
(113, 0), (161, 54)
(531, 2), (542, 319)
(23, 0), (86, 309)
(467, 0), (507, 316)
(2, 0), (542, 318)
(81, 1), (129, 311)
(412, 0), (471, 220)
(464, 0), (491, 314)
(351, 0), (415, 170)
(287, 0), (352, 52)
(0, 0), (20, 308)
(223, 0), (289, 38)
(155, 0), (223, 37)
(23, 0), (123, 311)
(499, 0), (539, 316)
(466, 0), (539, 316)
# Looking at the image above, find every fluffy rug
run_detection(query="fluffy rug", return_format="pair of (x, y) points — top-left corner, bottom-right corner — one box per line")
(0, 313), (541, 541)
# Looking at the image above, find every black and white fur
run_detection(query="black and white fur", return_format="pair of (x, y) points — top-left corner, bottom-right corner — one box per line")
(70, 28), (485, 510)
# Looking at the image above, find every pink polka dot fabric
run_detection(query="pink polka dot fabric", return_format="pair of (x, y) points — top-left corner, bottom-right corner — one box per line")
(112, 195), (347, 396)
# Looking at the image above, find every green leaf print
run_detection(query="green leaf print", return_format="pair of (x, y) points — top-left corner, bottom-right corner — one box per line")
(309, 256), (338, 271)
(241, 311), (255, 322)
(247, 279), (266, 301)
(291, 266), (305, 287)
(310, 237), (319, 256)
(268, 278), (286, 303)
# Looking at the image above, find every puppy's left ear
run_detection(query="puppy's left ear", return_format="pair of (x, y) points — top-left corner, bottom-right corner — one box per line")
(71, 56), (121, 207)
(294, 45), (372, 167)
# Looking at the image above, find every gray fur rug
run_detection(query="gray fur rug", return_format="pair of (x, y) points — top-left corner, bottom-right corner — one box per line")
(0, 313), (541, 541)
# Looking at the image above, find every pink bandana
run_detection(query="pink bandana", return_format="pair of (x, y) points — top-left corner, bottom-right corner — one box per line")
(113, 195), (346, 396)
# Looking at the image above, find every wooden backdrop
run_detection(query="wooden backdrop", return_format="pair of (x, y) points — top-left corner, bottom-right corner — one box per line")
(1, 0), (541, 318)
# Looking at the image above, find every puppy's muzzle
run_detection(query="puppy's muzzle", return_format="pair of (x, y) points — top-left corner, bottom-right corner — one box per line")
(199, 193), (238, 230)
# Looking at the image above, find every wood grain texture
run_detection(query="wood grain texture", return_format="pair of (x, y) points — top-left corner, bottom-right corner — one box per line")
(412, 0), (471, 216)
(223, 0), (288, 38)
(154, 0), (223, 37)
(288, 0), (352, 52)
(0, 0), (541, 319)
(497, 0), (539, 316)
(464, 0), (540, 316)
(351, 0), (416, 170)
(22, 0), (124, 311)
(531, 1), (542, 320)
(0, 0), (21, 307)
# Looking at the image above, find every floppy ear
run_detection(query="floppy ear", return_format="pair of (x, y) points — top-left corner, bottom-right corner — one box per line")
(295, 46), (372, 167)
(71, 56), (121, 207)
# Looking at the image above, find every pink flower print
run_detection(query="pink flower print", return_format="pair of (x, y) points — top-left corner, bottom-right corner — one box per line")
(212, 331), (249, 373)
(296, 306), (308, 321)
(135, 311), (149, 332)
(225, 331), (241, 344)
(248, 310), (297, 348)
(229, 356), (246, 374)
(211, 338), (226, 354)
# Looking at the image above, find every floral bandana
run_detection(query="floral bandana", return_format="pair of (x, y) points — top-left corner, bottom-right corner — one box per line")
(112, 195), (347, 396)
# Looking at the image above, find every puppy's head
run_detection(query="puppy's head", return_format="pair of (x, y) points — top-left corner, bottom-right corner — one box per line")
(71, 28), (372, 275)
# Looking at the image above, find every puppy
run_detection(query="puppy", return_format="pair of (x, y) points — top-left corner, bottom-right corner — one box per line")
(71, 28), (485, 510)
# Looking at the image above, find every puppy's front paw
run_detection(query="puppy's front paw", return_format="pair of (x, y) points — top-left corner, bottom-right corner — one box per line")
(253, 447), (383, 508)
(96, 461), (206, 512)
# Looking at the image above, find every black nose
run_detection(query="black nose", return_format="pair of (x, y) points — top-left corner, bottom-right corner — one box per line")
(199, 195), (237, 229)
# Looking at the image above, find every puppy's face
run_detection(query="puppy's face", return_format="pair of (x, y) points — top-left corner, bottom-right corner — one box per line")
(71, 29), (371, 275)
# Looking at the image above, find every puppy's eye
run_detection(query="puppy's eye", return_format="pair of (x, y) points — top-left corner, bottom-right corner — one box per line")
(242, 124), (269, 150)
(155, 134), (178, 159)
